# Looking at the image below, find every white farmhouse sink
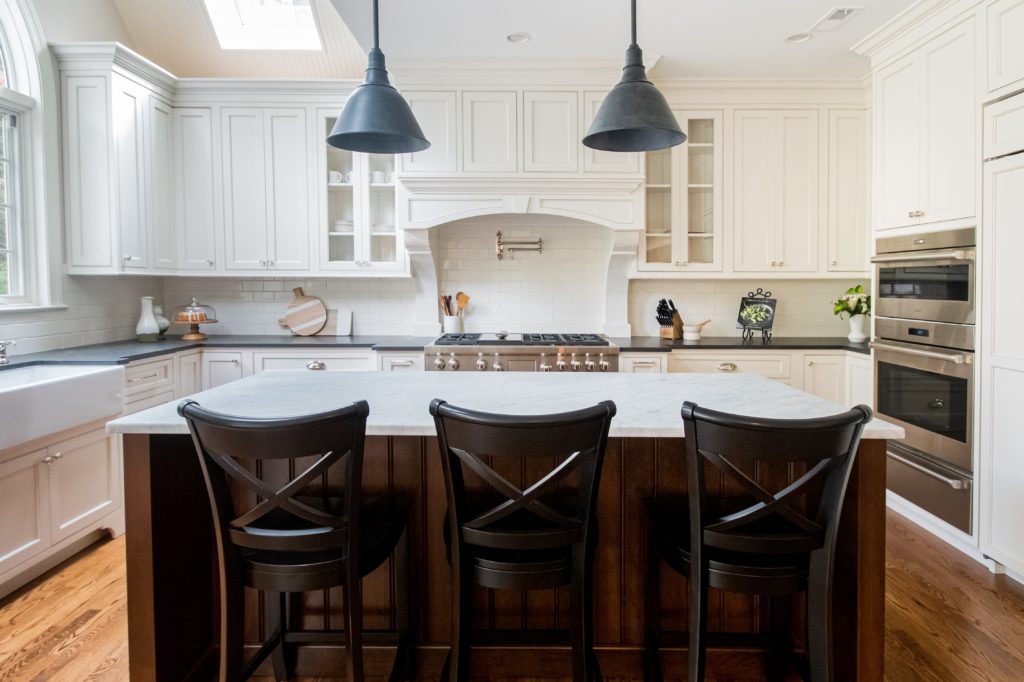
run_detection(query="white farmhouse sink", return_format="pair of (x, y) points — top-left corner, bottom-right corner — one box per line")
(0, 365), (124, 452)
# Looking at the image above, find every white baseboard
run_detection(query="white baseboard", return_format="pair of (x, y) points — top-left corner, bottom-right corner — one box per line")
(886, 492), (997, 569)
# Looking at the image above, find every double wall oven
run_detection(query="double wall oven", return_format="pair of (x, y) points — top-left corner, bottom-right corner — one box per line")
(872, 228), (975, 533)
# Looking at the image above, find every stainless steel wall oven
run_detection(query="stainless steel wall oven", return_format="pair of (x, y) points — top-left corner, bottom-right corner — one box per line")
(872, 228), (976, 533)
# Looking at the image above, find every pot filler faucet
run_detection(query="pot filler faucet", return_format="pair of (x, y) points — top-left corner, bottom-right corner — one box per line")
(0, 339), (16, 365)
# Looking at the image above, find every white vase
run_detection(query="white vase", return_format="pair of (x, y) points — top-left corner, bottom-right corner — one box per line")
(152, 305), (170, 338)
(847, 313), (868, 343)
(136, 296), (160, 342)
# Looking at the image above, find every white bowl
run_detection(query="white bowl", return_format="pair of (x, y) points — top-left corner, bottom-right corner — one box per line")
(682, 325), (704, 341)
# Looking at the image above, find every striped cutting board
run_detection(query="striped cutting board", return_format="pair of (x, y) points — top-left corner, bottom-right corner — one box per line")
(284, 287), (328, 336)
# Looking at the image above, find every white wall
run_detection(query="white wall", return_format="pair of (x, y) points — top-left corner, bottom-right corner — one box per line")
(628, 278), (870, 338)
(30, 0), (134, 46)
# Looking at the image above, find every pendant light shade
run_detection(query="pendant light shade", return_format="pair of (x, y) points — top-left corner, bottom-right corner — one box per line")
(582, 0), (685, 153)
(327, 0), (429, 154)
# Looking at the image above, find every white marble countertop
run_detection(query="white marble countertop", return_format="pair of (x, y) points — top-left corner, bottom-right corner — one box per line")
(107, 371), (903, 440)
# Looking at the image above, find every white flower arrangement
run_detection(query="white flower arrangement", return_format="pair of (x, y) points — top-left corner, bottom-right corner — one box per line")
(833, 284), (871, 319)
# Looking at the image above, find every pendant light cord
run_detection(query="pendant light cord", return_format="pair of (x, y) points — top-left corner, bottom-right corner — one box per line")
(373, 0), (380, 50)
(630, 0), (637, 47)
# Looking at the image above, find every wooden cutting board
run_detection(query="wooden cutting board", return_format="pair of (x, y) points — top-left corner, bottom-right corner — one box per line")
(284, 287), (328, 336)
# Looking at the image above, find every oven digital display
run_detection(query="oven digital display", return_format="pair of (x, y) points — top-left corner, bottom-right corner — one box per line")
(908, 327), (930, 338)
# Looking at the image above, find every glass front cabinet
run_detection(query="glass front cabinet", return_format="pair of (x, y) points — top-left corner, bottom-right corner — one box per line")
(640, 111), (723, 272)
(319, 111), (406, 274)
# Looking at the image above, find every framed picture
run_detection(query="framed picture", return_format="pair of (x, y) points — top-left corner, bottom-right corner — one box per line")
(736, 289), (777, 342)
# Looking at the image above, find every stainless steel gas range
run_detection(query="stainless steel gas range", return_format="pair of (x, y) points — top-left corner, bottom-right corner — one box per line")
(425, 333), (619, 372)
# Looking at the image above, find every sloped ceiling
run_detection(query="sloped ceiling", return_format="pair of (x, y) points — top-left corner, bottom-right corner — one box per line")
(110, 0), (366, 78)
(330, 0), (920, 80)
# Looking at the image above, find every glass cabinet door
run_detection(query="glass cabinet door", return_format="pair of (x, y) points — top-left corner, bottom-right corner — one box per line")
(323, 115), (357, 268)
(639, 111), (722, 272)
(365, 154), (398, 266)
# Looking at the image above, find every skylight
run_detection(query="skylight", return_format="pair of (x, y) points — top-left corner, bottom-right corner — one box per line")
(203, 0), (323, 51)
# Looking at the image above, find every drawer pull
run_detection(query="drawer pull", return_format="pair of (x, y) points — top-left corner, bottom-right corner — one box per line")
(128, 372), (161, 383)
(389, 361), (414, 368)
(888, 451), (970, 490)
(717, 362), (737, 372)
(306, 360), (327, 371)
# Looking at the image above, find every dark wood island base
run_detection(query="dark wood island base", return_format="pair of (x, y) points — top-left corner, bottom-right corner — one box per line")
(123, 433), (886, 681)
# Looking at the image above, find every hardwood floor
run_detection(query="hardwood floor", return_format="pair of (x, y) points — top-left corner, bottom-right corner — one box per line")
(0, 510), (1022, 681)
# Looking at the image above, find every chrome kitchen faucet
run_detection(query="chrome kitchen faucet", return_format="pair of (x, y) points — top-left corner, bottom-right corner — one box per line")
(0, 340), (16, 364)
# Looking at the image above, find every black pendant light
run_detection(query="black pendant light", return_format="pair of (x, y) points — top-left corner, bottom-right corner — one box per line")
(582, 0), (685, 152)
(327, 0), (429, 154)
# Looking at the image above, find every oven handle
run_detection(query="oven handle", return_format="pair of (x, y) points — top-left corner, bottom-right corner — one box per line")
(888, 451), (971, 490)
(869, 341), (971, 365)
(870, 249), (972, 264)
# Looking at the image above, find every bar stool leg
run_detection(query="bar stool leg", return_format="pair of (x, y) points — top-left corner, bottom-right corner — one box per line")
(807, 553), (834, 682)
(569, 543), (601, 681)
(343, 570), (365, 682)
(447, 556), (473, 682)
(687, 560), (709, 682)
(219, 558), (245, 682)
(267, 591), (289, 681)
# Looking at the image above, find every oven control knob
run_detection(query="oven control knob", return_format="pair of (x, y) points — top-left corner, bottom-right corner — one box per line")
(598, 353), (610, 372)
(446, 353), (460, 371)
(556, 354), (568, 371)
(570, 353), (582, 372)
(492, 353), (505, 371)
(433, 353), (446, 370)
(584, 353), (596, 372)
(539, 353), (552, 372)
(476, 353), (488, 371)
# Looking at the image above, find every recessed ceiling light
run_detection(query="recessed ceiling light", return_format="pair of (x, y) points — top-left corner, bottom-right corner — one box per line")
(506, 32), (532, 44)
(785, 33), (813, 44)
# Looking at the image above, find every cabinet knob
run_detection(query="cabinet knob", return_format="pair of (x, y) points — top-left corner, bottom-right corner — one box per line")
(206, 259), (214, 266)
(808, 361), (815, 367)
(42, 455), (55, 464)
(306, 360), (327, 370)
(831, 260), (838, 266)
(908, 211), (915, 218)
(777, 260), (783, 266)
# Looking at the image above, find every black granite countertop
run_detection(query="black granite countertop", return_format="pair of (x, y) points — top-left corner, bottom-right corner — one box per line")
(0, 335), (436, 370)
(609, 336), (870, 355)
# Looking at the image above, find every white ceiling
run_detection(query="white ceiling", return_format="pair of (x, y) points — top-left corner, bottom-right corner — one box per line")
(329, 0), (920, 80)
(108, 0), (367, 78)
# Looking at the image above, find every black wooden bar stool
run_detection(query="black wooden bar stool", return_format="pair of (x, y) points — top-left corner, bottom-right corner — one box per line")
(178, 399), (414, 682)
(644, 401), (872, 682)
(429, 398), (617, 682)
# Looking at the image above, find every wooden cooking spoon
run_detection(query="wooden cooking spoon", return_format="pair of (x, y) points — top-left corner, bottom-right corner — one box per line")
(456, 291), (470, 316)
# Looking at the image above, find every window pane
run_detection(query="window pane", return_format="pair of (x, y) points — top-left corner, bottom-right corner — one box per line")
(0, 252), (7, 296)
(0, 207), (6, 251)
(0, 162), (7, 205)
(0, 116), (7, 158)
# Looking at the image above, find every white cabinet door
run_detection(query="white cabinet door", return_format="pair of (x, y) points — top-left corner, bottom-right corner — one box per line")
(63, 75), (116, 270)
(222, 108), (269, 270)
(174, 108), (217, 270)
(828, 110), (869, 273)
(202, 351), (247, 389)
(844, 352), (873, 408)
(47, 430), (118, 543)
(0, 450), (50, 577)
(112, 76), (148, 270)
(988, 0), (1024, 94)
(148, 96), (176, 270)
(177, 352), (202, 397)
(462, 91), (518, 172)
(401, 91), (458, 173)
(265, 109), (310, 271)
(802, 354), (845, 403)
(582, 91), (640, 174)
(921, 17), (976, 226)
(523, 91), (578, 172)
(733, 111), (775, 272)
(980, 151), (1024, 575)
(984, 94), (1024, 160)
(776, 111), (819, 272)
(875, 57), (922, 230)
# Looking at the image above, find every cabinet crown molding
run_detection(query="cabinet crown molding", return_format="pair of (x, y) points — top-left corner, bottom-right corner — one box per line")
(50, 42), (177, 96)
(852, 0), (983, 60)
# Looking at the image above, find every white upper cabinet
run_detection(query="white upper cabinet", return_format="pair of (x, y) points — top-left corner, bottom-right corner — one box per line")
(987, 0), (1024, 95)
(400, 91), (458, 173)
(873, 15), (977, 230)
(112, 76), (149, 271)
(733, 110), (819, 273)
(523, 91), (578, 173)
(148, 97), (175, 270)
(828, 110), (869, 272)
(984, 93), (1024, 160)
(462, 91), (518, 172)
(56, 45), (175, 275)
(173, 108), (217, 270)
(582, 91), (640, 174)
(221, 107), (310, 272)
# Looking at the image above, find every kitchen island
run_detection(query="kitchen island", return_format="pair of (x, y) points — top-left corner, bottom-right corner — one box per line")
(108, 371), (902, 681)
